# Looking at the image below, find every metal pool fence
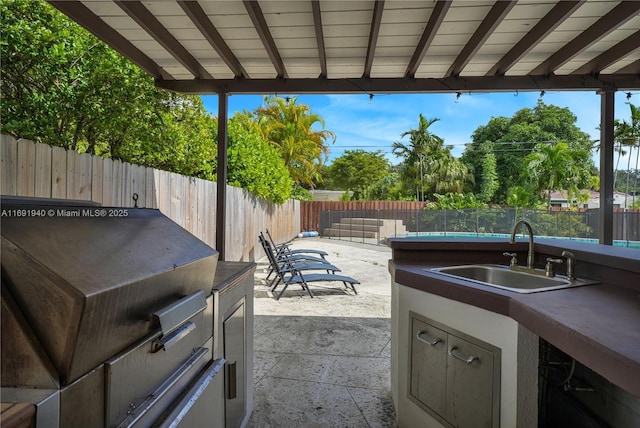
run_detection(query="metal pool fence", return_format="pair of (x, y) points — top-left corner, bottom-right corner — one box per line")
(318, 207), (640, 249)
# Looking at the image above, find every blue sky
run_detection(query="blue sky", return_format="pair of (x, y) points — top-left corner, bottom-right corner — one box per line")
(202, 91), (639, 168)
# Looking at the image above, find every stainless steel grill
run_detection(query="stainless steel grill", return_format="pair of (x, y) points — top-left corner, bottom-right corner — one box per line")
(1, 197), (222, 427)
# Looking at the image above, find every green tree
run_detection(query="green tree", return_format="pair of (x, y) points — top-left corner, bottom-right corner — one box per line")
(615, 170), (640, 192)
(614, 103), (640, 207)
(1, 0), (217, 179)
(327, 149), (390, 199)
(314, 164), (333, 189)
(254, 96), (335, 188)
(424, 193), (486, 210)
(224, 117), (293, 204)
(524, 142), (591, 210)
(506, 186), (535, 208)
(461, 101), (595, 203)
(121, 96), (218, 180)
(367, 172), (406, 200)
(1, 0), (297, 204)
(478, 141), (499, 203)
(392, 115), (469, 200)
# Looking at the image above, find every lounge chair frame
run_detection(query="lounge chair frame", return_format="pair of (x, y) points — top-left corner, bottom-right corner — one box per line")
(260, 235), (359, 299)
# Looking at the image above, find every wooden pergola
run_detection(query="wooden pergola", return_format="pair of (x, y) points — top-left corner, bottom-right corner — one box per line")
(48, 0), (640, 258)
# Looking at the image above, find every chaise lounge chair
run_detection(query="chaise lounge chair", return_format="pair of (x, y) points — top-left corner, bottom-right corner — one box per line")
(260, 236), (360, 299)
(260, 232), (333, 281)
(259, 234), (339, 279)
(265, 229), (328, 259)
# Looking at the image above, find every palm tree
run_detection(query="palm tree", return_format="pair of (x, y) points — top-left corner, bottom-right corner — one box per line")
(392, 114), (468, 200)
(614, 103), (640, 208)
(254, 96), (335, 187)
(525, 142), (584, 210)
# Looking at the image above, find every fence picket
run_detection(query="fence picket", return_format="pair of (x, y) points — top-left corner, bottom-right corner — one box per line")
(51, 146), (67, 199)
(170, 173), (185, 228)
(185, 177), (197, 232)
(156, 169), (170, 214)
(146, 167), (156, 209)
(91, 155), (103, 205)
(112, 160), (123, 207)
(196, 178), (206, 244)
(17, 139), (36, 197)
(122, 162), (132, 207)
(78, 153), (92, 201)
(101, 158), (114, 206)
(204, 179), (216, 248)
(1, 135), (18, 195)
(34, 143), (52, 198)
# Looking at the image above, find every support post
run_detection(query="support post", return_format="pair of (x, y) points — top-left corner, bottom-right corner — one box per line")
(216, 93), (228, 260)
(599, 90), (615, 245)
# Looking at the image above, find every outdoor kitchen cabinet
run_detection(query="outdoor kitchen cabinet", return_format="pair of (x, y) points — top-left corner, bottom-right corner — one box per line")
(212, 262), (256, 428)
(409, 312), (501, 428)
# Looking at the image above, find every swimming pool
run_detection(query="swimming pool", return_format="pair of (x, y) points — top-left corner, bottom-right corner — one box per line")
(400, 231), (640, 249)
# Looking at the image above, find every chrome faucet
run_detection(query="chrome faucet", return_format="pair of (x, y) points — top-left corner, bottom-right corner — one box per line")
(509, 220), (535, 270)
(562, 250), (575, 280)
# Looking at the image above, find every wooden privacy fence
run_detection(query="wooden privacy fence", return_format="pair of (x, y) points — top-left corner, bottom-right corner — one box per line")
(300, 200), (426, 232)
(1, 135), (299, 262)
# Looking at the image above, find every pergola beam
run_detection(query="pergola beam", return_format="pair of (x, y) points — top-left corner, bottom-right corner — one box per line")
(446, 0), (516, 77)
(115, 1), (212, 79)
(487, 0), (584, 76)
(405, 0), (451, 78)
(572, 30), (640, 75)
(363, 0), (385, 78)
(243, 0), (288, 79)
(617, 59), (640, 75)
(311, 0), (327, 78)
(531, 1), (640, 76)
(180, 1), (248, 79)
(156, 74), (640, 95)
(48, 0), (172, 80)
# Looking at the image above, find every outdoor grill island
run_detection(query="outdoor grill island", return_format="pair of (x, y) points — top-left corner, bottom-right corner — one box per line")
(1, 197), (255, 428)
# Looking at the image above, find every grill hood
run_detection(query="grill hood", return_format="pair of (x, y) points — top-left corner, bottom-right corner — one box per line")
(1, 200), (218, 385)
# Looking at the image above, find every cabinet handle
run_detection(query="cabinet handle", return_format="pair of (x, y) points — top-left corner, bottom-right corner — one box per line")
(226, 361), (237, 399)
(416, 330), (441, 346)
(448, 346), (479, 365)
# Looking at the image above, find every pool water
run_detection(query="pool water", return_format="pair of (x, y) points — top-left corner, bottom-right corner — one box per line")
(401, 232), (640, 249)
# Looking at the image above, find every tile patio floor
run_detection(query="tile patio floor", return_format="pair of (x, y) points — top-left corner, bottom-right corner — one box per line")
(247, 238), (397, 428)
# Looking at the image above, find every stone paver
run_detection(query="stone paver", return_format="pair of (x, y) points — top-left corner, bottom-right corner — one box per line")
(249, 238), (396, 428)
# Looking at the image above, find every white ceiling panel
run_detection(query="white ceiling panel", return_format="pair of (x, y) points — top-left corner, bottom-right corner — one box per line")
(52, 0), (640, 92)
(505, 2), (556, 20)
(323, 11), (374, 27)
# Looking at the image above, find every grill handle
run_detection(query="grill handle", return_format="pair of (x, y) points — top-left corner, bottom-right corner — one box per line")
(151, 321), (196, 353)
(150, 290), (207, 353)
(152, 291), (207, 335)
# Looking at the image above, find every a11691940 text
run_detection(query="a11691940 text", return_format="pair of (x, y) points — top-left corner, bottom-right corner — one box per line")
(1, 208), (130, 218)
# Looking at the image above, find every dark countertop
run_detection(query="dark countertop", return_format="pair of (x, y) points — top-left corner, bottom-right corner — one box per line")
(212, 261), (256, 296)
(388, 238), (640, 398)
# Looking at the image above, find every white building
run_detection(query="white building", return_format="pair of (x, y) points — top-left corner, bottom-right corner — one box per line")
(310, 190), (352, 201)
(549, 190), (635, 209)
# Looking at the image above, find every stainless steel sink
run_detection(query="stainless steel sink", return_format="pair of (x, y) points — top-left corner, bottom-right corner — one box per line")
(428, 264), (598, 293)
